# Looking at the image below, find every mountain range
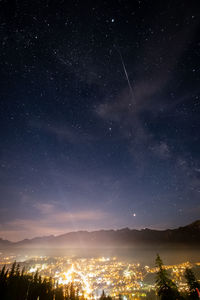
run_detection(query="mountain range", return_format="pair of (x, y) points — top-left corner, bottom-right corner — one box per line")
(0, 220), (200, 249)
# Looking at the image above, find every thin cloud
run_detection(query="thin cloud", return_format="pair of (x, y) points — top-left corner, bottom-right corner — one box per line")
(30, 120), (94, 144)
(150, 142), (171, 159)
(0, 206), (109, 241)
(95, 22), (197, 166)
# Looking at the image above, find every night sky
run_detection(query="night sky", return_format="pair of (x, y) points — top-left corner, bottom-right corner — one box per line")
(0, 0), (200, 241)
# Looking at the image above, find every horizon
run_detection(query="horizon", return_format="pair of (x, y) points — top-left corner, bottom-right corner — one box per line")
(1, 219), (199, 243)
(0, 1), (200, 241)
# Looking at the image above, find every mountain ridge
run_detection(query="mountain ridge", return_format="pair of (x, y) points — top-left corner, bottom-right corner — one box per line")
(0, 220), (200, 249)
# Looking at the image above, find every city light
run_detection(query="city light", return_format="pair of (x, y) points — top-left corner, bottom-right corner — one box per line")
(0, 254), (198, 299)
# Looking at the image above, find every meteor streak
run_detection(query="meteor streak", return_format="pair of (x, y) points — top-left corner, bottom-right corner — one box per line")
(115, 46), (135, 104)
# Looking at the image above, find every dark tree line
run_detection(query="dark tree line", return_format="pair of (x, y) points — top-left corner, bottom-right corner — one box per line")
(0, 261), (84, 300)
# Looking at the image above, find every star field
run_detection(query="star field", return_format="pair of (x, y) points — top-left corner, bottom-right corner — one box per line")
(0, 0), (200, 240)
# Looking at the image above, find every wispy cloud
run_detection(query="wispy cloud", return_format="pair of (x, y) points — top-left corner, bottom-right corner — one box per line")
(33, 202), (106, 222)
(30, 120), (94, 144)
(150, 142), (171, 159)
(0, 204), (109, 241)
(95, 22), (198, 166)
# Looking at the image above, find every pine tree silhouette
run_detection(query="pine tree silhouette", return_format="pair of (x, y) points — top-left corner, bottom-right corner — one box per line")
(155, 254), (180, 300)
(185, 268), (200, 300)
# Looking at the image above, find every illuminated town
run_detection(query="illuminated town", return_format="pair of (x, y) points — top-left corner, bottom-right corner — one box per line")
(0, 253), (199, 299)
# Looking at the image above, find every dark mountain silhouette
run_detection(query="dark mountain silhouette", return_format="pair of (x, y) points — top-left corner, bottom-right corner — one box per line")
(1, 220), (200, 249)
(0, 238), (13, 248)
